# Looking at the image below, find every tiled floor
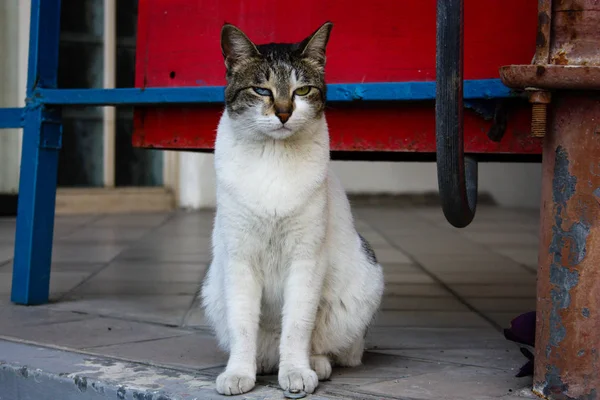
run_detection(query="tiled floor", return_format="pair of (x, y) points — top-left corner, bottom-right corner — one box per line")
(0, 206), (540, 399)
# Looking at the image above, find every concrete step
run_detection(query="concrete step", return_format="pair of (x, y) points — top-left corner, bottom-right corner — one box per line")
(0, 339), (339, 400)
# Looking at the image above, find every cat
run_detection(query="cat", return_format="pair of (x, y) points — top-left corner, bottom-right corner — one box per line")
(201, 21), (384, 396)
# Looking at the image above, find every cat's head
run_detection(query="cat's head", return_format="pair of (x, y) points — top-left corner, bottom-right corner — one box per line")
(220, 22), (333, 140)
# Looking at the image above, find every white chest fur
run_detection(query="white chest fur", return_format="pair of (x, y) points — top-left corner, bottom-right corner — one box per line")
(214, 113), (329, 217)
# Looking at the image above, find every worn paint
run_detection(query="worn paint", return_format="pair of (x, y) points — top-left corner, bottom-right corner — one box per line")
(582, 308), (590, 318)
(534, 94), (600, 400)
(546, 147), (586, 356)
(74, 375), (88, 392)
(67, 358), (213, 392)
(534, 0), (552, 64)
(593, 188), (600, 204)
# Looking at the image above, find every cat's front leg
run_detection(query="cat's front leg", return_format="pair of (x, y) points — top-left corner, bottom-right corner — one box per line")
(216, 260), (261, 396)
(278, 257), (325, 394)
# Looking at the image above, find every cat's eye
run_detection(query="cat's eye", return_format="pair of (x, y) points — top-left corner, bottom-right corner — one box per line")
(294, 86), (311, 96)
(253, 87), (272, 96)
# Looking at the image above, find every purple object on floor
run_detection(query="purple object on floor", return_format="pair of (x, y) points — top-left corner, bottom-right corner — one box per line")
(503, 311), (536, 377)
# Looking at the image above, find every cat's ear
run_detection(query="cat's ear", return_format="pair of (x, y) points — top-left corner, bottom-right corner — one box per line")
(299, 22), (333, 65)
(221, 23), (260, 69)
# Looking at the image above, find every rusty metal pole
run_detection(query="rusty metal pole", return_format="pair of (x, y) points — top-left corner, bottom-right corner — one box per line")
(501, 1), (600, 399)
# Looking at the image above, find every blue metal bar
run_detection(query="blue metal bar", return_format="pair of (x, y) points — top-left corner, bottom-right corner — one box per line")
(26, 0), (61, 97)
(12, 0), (62, 305)
(32, 79), (512, 106)
(0, 108), (24, 129)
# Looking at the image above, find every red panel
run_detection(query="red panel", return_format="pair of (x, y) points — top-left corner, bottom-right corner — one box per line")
(133, 105), (540, 154)
(133, 0), (541, 154)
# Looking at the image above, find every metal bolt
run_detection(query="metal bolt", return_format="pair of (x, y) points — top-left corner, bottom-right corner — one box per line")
(527, 89), (552, 138)
(531, 103), (548, 137)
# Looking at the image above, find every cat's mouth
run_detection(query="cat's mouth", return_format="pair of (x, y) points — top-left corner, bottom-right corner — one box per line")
(266, 126), (294, 139)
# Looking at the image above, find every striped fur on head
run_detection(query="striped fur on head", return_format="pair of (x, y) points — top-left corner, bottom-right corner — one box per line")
(220, 22), (333, 139)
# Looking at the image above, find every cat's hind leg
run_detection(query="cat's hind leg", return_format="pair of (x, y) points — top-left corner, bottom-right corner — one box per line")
(310, 355), (332, 381)
(333, 335), (365, 367)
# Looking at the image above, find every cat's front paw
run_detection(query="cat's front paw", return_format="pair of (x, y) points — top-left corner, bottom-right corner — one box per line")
(278, 366), (319, 394)
(216, 371), (256, 395)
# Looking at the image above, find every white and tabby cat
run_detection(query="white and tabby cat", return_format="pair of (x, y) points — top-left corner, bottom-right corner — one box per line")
(201, 22), (384, 396)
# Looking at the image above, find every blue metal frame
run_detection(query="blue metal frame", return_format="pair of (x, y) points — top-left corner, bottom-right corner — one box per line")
(0, 0), (516, 305)
(10, 0), (62, 305)
(0, 109), (24, 129)
(31, 79), (511, 106)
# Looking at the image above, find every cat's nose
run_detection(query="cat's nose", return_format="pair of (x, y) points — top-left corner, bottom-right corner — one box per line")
(275, 111), (291, 124)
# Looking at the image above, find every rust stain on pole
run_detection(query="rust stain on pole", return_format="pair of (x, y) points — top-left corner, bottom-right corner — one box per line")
(534, 0), (552, 64)
(535, 94), (600, 399)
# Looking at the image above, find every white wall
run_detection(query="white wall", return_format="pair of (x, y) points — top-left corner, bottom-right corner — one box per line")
(479, 162), (541, 208)
(178, 152), (217, 209)
(332, 161), (541, 208)
(0, 0), (29, 195)
(179, 154), (541, 209)
(0, 1), (21, 194)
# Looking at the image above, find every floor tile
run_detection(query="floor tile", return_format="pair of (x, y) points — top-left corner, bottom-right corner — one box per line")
(58, 226), (151, 243)
(487, 313), (531, 329)
(493, 247), (539, 267)
(365, 327), (508, 351)
(356, 229), (390, 247)
(384, 283), (452, 297)
(501, 388), (538, 399)
(434, 272), (536, 285)
(327, 351), (454, 383)
(91, 213), (171, 228)
(0, 271), (92, 301)
(0, 315), (189, 349)
(150, 218), (214, 238)
(51, 244), (126, 263)
(374, 311), (491, 328)
(384, 272), (435, 284)
(49, 294), (195, 326)
(466, 298), (536, 313)
(184, 305), (208, 328)
(116, 248), (212, 263)
(371, 346), (524, 370)
(381, 296), (468, 311)
(2, 261), (105, 273)
(86, 332), (226, 369)
(371, 248), (413, 264)
(381, 263), (422, 273)
(415, 254), (531, 273)
(93, 262), (206, 283)
(132, 235), (212, 250)
(389, 236), (493, 256)
(0, 227), (15, 244)
(54, 215), (98, 226)
(0, 306), (93, 329)
(460, 231), (539, 246)
(450, 284), (536, 298)
(70, 278), (199, 296)
(359, 366), (531, 399)
(0, 245), (13, 264)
